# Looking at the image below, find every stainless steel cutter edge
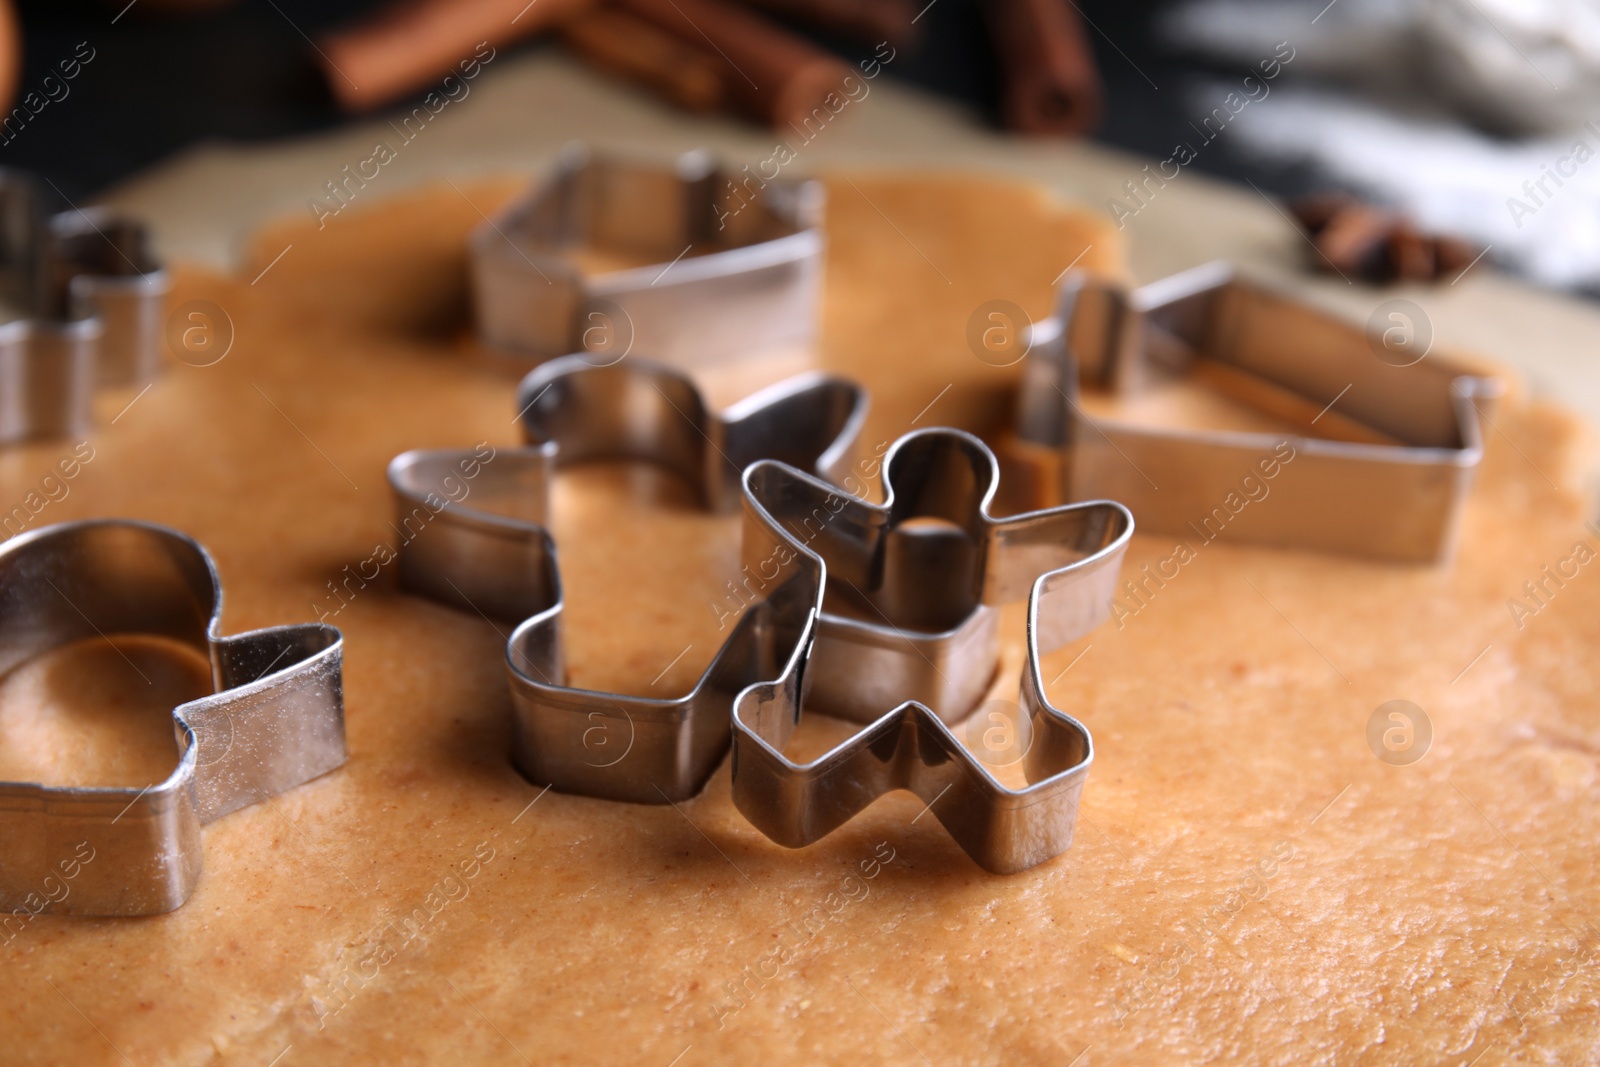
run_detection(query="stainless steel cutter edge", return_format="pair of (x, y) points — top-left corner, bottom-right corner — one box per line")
(0, 171), (172, 445)
(0, 519), (345, 917)
(729, 428), (1132, 875)
(1023, 261), (1503, 563)
(386, 356), (867, 804)
(469, 143), (823, 369)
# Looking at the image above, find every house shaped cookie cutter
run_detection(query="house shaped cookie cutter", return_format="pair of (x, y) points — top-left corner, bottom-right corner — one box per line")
(470, 144), (823, 369)
(1020, 262), (1502, 563)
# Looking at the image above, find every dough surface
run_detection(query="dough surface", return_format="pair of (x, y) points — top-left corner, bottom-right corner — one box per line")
(1, 173), (1595, 1066)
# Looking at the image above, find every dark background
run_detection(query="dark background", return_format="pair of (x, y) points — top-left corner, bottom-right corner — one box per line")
(10, 0), (1310, 205)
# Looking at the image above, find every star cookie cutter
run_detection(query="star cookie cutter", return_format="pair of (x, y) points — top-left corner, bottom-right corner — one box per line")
(0, 520), (345, 917)
(470, 143), (823, 369)
(386, 355), (866, 803)
(1018, 262), (1503, 563)
(730, 428), (1131, 874)
(0, 169), (172, 444)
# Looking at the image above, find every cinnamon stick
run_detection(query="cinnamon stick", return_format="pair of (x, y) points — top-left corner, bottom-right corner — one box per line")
(563, 7), (728, 112)
(732, 0), (917, 47)
(1291, 193), (1486, 284)
(1386, 222), (1436, 282)
(614, 0), (854, 130)
(1315, 203), (1393, 277)
(318, 0), (596, 112)
(984, 0), (1102, 136)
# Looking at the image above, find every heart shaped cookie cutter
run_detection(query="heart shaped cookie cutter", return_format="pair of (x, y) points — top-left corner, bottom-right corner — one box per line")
(0, 520), (345, 917)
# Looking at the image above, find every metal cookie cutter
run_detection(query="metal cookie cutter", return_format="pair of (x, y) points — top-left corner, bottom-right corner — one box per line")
(470, 144), (823, 369)
(386, 355), (866, 803)
(0, 520), (345, 917)
(1020, 262), (1501, 563)
(730, 428), (1132, 874)
(0, 169), (172, 444)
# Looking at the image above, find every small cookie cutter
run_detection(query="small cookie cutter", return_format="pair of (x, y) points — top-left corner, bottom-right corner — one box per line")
(0, 520), (345, 917)
(0, 169), (171, 444)
(730, 428), (1132, 874)
(1020, 262), (1501, 563)
(387, 355), (866, 803)
(470, 144), (823, 369)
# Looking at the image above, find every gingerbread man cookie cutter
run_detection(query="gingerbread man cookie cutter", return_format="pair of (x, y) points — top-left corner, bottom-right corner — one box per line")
(730, 428), (1132, 874)
(0, 520), (345, 917)
(386, 355), (866, 803)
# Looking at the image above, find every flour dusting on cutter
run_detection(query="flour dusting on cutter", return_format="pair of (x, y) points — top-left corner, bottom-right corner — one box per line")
(731, 429), (1132, 875)
(470, 144), (822, 369)
(1021, 262), (1502, 563)
(0, 520), (345, 917)
(386, 356), (866, 803)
